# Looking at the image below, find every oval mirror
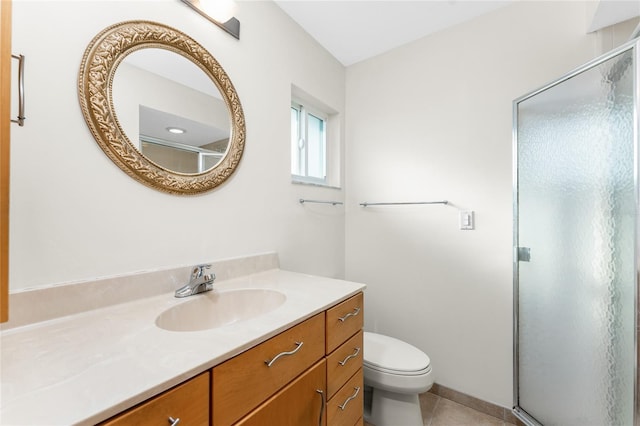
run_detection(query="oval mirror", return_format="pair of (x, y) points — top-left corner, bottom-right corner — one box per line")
(78, 21), (245, 195)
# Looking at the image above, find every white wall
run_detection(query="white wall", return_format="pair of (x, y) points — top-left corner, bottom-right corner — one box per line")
(344, 1), (608, 408)
(9, 0), (346, 291)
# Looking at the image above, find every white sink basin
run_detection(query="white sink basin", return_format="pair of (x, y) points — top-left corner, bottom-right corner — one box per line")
(155, 289), (286, 332)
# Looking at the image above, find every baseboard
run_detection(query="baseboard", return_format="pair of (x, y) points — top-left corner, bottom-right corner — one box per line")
(428, 383), (520, 424)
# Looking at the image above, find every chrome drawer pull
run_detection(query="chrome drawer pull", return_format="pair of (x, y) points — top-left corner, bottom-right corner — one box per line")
(168, 416), (180, 426)
(338, 347), (361, 366)
(316, 389), (325, 426)
(265, 341), (303, 367)
(338, 307), (361, 322)
(338, 386), (361, 410)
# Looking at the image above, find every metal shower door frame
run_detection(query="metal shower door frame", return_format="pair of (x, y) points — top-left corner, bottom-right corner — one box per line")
(512, 38), (640, 426)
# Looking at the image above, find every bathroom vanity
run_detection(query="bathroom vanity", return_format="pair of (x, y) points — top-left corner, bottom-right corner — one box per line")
(103, 293), (364, 426)
(0, 255), (366, 425)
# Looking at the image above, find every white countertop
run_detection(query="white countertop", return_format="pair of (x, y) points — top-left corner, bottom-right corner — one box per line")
(0, 269), (366, 425)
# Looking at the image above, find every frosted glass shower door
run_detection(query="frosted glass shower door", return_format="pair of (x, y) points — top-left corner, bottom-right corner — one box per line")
(514, 44), (637, 426)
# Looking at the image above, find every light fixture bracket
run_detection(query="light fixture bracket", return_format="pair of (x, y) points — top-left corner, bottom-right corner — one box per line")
(180, 0), (240, 40)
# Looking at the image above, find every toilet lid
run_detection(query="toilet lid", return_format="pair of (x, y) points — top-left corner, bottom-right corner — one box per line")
(363, 332), (431, 374)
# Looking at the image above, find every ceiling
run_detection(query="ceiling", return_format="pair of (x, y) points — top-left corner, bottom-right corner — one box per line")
(273, 0), (640, 67)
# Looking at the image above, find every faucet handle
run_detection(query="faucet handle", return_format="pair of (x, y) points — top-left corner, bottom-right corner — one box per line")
(191, 264), (212, 279)
(203, 273), (216, 291)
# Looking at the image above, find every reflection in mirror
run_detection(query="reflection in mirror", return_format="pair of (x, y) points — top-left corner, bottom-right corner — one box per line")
(112, 48), (230, 174)
(139, 107), (227, 173)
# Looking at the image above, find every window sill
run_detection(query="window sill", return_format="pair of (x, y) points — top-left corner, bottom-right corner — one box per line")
(291, 179), (341, 190)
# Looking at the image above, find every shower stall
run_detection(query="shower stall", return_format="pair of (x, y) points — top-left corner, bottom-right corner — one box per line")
(513, 38), (639, 425)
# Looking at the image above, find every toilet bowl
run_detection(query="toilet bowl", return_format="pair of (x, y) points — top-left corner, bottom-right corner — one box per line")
(363, 332), (433, 426)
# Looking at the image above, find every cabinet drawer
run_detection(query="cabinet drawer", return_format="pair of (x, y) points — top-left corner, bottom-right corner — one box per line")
(327, 330), (363, 398)
(100, 371), (209, 426)
(327, 368), (363, 426)
(213, 313), (325, 425)
(326, 293), (364, 353)
(236, 359), (327, 426)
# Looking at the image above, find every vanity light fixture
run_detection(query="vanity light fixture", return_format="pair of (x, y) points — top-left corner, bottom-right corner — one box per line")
(180, 0), (240, 39)
(166, 127), (186, 134)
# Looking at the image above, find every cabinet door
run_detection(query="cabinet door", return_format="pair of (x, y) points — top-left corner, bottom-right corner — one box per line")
(326, 293), (363, 353)
(327, 369), (363, 426)
(100, 372), (209, 426)
(236, 359), (326, 426)
(0, 0), (11, 323)
(213, 313), (325, 425)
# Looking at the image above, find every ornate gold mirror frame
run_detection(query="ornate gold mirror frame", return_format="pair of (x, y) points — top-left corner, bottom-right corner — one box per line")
(78, 21), (245, 195)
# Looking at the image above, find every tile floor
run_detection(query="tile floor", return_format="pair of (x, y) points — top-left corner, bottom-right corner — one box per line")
(365, 391), (517, 426)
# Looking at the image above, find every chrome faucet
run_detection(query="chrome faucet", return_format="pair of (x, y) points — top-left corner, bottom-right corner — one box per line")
(174, 264), (216, 298)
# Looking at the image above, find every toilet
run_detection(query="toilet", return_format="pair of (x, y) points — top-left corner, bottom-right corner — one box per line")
(363, 332), (433, 426)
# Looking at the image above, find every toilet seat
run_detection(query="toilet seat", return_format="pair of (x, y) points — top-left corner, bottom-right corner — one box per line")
(364, 362), (432, 377)
(363, 332), (431, 375)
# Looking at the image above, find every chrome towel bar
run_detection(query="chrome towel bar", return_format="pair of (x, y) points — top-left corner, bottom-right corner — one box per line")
(299, 199), (343, 206)
(360, 200), (448, 207)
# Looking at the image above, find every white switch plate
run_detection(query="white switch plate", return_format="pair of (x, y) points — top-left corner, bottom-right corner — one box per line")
(459, 211), (474, 230)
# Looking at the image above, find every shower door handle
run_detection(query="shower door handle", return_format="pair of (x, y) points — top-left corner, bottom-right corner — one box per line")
(517, 247), (531, 262)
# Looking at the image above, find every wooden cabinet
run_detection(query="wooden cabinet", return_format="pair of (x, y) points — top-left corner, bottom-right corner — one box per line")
(326, 292), (363, 353)
(216, 293), (365, 425)
(0, 0), (11, 323)
(326, 369), (364, 426)
(100, 371), (210, 426)
(236, 359), (327, 426)
(325, 293), (365, 425)
(212, 312), (325, 425)
(327, 331), (363, 398)
(101, 292), (364, 426)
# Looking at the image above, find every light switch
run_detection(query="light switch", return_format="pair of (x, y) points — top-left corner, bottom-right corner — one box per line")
(459, 211), (474, 230)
